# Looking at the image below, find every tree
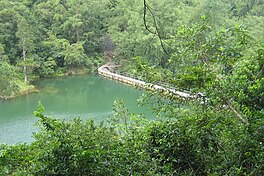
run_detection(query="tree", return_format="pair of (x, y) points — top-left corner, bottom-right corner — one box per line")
(64, 42), (87, 69)
(132, 20), (264, 175)
(62, 14), (83, 43)
(0, 62), (19, 99)
(0, 1), (264, 175)
(0, 1), (20, 64)
(0, 43), (8, 61)
(16, 15), (35, 82)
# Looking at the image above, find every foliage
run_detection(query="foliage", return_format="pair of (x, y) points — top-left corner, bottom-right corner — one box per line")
(0, 0), (109, 82)
(124, 5), (263, 175)
(146, 108), (263, 175)
(130, 13), (264, 176)
(0, 0), (264, 175)
(0, 62), (20, 98)
(0, 98), (263, 175)
(0, 0), (263, 92)
(0, 103), (156, 175)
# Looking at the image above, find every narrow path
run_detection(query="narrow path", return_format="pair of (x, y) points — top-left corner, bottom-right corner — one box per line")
(98, 64), (192, 99)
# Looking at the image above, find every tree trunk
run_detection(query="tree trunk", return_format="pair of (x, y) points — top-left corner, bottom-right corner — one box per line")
(76, 28), (80, 42)
(22, 39), (27, 82)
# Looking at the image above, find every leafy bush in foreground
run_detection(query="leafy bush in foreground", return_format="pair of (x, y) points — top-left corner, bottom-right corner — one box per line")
(0, 100), (263, 175)
(0, 102), (155, 175)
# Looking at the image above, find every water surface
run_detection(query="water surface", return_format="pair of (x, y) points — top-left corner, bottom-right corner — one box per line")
(0, 75), (148, 144)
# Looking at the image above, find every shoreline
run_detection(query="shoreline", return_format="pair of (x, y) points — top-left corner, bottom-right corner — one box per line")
(0, 84), (39, 100)
(0, 67), (94, 101)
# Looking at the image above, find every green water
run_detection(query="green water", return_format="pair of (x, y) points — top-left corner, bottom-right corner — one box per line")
(0, 75), (149, 144)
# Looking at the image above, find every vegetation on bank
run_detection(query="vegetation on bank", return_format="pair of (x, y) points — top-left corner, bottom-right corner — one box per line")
(0, 0), (106, 98)
(0, 0), (263, 175)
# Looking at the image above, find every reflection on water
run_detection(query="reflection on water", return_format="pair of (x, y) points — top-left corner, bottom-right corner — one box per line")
(0, 75), (150, 144)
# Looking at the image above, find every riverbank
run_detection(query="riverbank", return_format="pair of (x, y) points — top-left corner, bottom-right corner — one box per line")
(0, 82), (38, 100)
(0, 67), (95, 101)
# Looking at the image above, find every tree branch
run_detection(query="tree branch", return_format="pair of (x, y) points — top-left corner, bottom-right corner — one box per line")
(226, 100), (249, 125)
(143, 0), (169, 56)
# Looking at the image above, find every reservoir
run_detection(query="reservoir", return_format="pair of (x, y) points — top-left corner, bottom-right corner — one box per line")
(0, 75), (148, 144)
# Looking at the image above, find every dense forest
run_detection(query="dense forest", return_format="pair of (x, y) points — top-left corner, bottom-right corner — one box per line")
(0, 0), (263, 175)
